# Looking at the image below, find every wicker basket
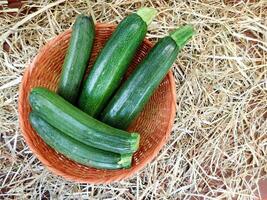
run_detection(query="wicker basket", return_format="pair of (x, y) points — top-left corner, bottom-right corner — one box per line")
(18, 24), (176, 184)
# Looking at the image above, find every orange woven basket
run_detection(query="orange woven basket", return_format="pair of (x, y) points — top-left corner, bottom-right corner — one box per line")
(18, 24), (176, 184)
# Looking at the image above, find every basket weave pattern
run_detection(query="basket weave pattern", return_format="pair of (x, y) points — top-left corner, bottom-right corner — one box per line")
(18, 24), (176, 183)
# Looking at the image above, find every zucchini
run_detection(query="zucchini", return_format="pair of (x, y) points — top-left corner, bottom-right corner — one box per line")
(78, 8), (157, 117)
(58, 14), (95, 103)
(29, 112), (132, 169)
(29, 87), (140, 154)
(101, 25), (195, 129)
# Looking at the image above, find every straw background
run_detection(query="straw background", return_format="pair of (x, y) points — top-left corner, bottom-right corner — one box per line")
(1, 0), (267, 199)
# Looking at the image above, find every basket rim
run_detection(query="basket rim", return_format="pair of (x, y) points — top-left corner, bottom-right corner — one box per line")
(18, 23), (177, 184)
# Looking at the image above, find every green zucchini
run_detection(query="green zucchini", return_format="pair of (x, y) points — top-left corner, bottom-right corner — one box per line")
(29, 87), (140, 154)
(58, 14), (95, 103)
(100, 25), (195, 129)
(78, 8), (157, 117)
(29, 112), (132, 169)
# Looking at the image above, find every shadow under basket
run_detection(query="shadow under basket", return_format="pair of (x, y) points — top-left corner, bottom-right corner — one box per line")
(18, 23), (176, 184)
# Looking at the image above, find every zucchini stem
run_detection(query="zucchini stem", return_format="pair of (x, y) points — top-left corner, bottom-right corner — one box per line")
(136, 7), (157, 26)
(130, 133), (140, 152)
(170, 25), (195, 49)
(119, 154), (133, 168)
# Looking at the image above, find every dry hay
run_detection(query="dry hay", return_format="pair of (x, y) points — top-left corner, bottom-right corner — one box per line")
(0, 0), (267, 199)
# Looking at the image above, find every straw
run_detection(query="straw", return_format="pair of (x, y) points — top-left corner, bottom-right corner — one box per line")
(1, 0), (267, 199)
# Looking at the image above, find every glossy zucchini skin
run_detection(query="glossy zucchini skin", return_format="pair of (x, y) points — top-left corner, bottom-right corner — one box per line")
(78, 13), (147, 117)
(29, 87), (140, 154)
(29, 112), (132, 169)
(58, 15), (95, 103)
(100, 37), (179, 130)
